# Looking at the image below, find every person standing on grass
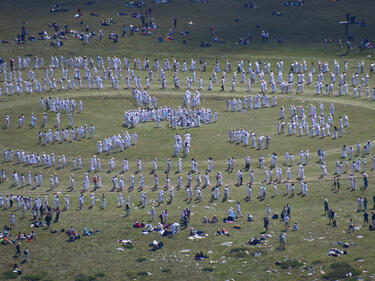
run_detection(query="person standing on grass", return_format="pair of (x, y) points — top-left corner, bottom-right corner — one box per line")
(324, 199), (329, 215)
(15, 242), (21, 257)
(328, 209), (335, 224)
(264, 217), (269, 233)
(331, 176), (337, 191)
(55, 207), (61, 222)
(45, 210), (52, 227)
(279, 232), (286, 250)
(10, 213), (15, 229)
(151, 206), (155, 221)
(79, 193), (84, 209)
(236, 201), (242, 218)
(125, 203), (130, 217)
(363, 173), (368, 189)
(101, 193), (106, 209)
(358, 197), (363, 212)
(118, 194), (123, 208)
(90, 193), (95, 209)
(23, 247), (30, 262)
(5, 114), (10, 129)
(284, 215), (290, 231)
(246, 183), (252, 200)
(65, 195), (70, 210)
(364, 211), (369, 226)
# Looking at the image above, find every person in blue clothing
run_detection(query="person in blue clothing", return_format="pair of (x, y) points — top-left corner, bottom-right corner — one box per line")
(363, 173), (368, 189)
(264, 216), (269, 232)
(122, 25), (127, 37)
(324, 199), (329, 215)
(364, 211), (369, 226)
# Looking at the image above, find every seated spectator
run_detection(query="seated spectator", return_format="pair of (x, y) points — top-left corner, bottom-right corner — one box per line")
(247, 214), (254, 221)
(292, 222), (299, 231)
(194, 251), (208, 260)
(133, 220), (142, 228)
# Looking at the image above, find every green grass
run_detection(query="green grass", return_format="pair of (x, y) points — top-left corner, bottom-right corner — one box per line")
(1, 60), (375, 280)
(0, 0), (374, 59)
(1, 271), (19, 280)
(21, 274), (43, 281)
(74, 274), (98, 281)
(322, 262), (361, 280)
(1, 58), (375, 280)
(279, 258), (303, 269)
(1, 0), (375, 280)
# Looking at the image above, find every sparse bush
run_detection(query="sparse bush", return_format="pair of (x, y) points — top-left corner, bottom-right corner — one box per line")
(322, 263), (360, 280)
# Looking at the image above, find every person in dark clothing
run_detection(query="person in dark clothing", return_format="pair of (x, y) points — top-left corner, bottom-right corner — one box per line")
(39, 206), (44, 219)
(364, 211), (369, 226)
(13, 264), (22, 275)
(286, 204), (291, 217)
(264, 217), (269, 232)
(45, 211), (52, 227)
(324, 199), (329, 215)
(159, 213), (163, 224)
(15, 243), (21, 257)
(23, 247), (30, 262)
(55, 207), (61, 222)
(364, 197), (368, 211)
(125, 203), (130, 217)
(328, 209), (335, 224)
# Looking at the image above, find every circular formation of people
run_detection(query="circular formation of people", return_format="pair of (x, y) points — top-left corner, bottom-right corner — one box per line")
(1, 54), (375, 278)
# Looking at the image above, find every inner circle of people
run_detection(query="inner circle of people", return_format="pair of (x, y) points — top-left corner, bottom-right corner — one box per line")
(0, 55), (374, 226)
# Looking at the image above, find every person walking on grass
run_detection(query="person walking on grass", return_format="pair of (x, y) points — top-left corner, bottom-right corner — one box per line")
(15, 242), (21, 257)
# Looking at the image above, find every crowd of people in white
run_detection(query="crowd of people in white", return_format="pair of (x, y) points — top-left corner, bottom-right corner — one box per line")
(1, 56), (375, 241)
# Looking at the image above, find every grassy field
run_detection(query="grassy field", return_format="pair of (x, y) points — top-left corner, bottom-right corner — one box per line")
(1, 0), (375, 280)
(0, 0), (374, 58)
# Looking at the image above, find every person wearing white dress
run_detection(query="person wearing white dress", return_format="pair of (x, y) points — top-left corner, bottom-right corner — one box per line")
(65, 195), (70, 210)
(101, 193), (106, 209)
(118, 194), (123, 207)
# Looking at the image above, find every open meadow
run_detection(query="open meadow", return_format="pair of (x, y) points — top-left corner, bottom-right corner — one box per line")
(1, 0), (375, 280)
